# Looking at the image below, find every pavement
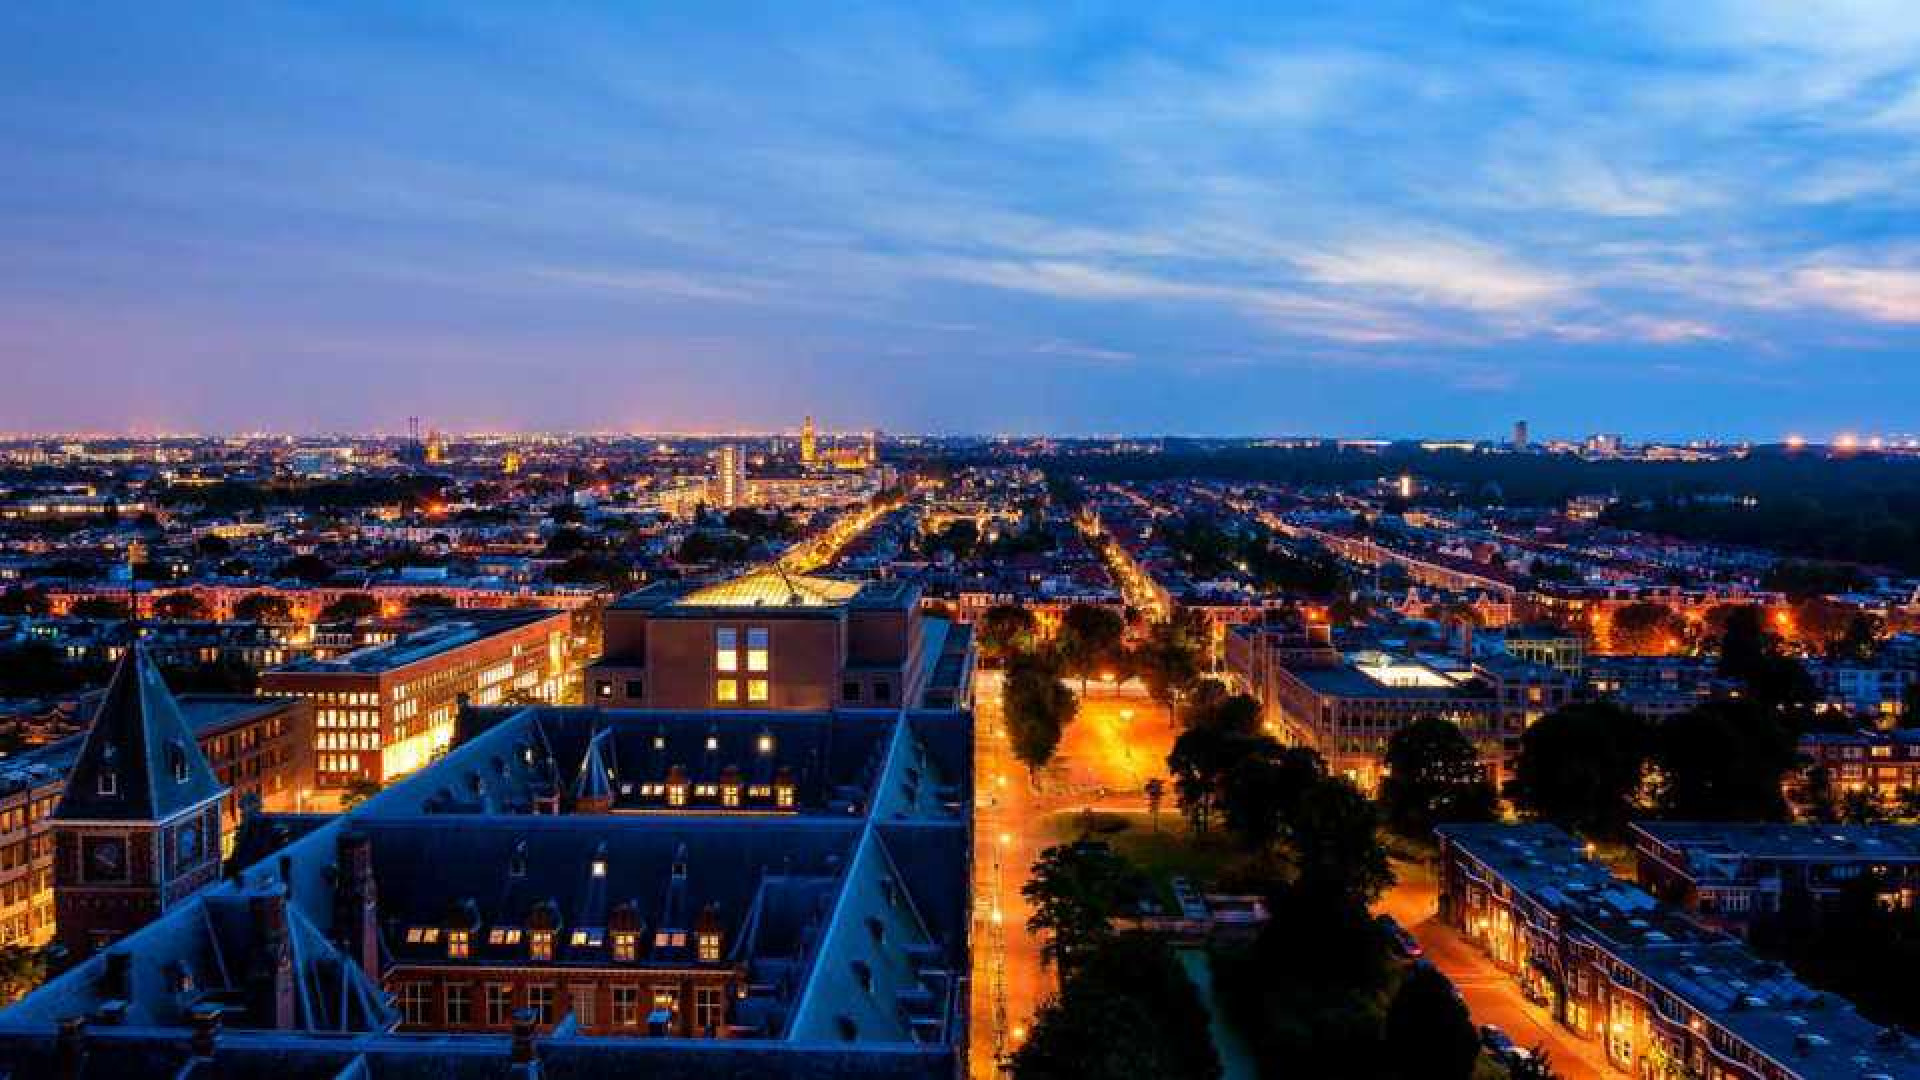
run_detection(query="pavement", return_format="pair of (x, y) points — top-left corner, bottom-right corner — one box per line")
(1376, 870), (1614, 1080)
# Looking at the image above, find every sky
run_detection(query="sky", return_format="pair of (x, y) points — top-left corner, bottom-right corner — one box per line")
(4, 2), (1920, 439)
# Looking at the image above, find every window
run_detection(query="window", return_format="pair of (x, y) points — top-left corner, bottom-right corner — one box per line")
(530, 929), (553, 961)
(843, 680), (861, 702)
(486, 983), (513, 1027)
(695, 986), (724, 1033)
(715, 679), (738, 703)
(873, 680), (890, 704)
(613, 932), (637, 962)
(715, 628), (738, 672)
(570, 984), (597, 1028)
(595, 680), (612, 699)
(746, 627), (769, 672)
(625, 679), (644, 699)
(612, 985), (641, 1027)
(722, 784), (740, 808)
(697, 931), (721, 962)
(400, 982), (431, 1025)
(571, 928), (603, 948)
(406, 926), (441, 945)
(529, 984), (555, 1025)
(776, 782), (795, 809)
(97, 770), (117, 796)
(667, 783), (688, 808)
(747, 679), (769, 703)
(487, 927), (522, 946)
(448, 929), (470, 959)
(445, 983), (472, 1026)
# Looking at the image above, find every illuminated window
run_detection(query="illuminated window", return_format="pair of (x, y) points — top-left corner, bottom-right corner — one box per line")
(570, 928), (603, 948)
(667, 783), (688, 808)
(530, 929), (553, 961)
(698, 932), (721, 962)
(613, 932), (637, 962)
(448, 929), (470, 959)
(487, 927), (522, 946)
(722, 784), (741, 808)
(747, 679), (769, 703)
(747, 627), (769, 672)
(776, 782), (795, 809)
(756, 734), (774, 755)
(715, 628), (738, 672)
(715, 679), (738, 703)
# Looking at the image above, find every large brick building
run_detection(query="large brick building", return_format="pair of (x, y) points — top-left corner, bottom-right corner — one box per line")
(259, 608), (572, 793)
(587, 570), (972, 713)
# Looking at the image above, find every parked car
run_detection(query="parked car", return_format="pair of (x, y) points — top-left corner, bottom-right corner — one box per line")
(1375, 913), (1424, 959)
(1481, 1024), (1524, 1062)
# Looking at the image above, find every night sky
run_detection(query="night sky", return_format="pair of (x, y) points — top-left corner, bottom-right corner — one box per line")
(4, 2), (1920, 439)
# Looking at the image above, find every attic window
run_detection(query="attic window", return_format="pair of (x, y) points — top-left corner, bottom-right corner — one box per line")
(570, 928), (604, 948)
(168, 740), (189, 783)
(97, 769), (118, 796)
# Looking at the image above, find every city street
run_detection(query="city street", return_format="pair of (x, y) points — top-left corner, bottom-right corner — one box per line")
(969, 672), (1178, 1078)
(1376, 872), (1613, 1080)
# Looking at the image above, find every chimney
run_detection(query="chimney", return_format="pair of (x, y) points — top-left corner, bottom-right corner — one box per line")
(55, 1016), (86, 1080)
(510, 1006), (537, 1065)
(189, 1003), (223, 1058)
(334, 830), (381, 982)
(248, 888), (297, 1029)
(99, 950), (132, 1003)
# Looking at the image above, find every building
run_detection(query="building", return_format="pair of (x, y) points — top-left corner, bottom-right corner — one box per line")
(0, 700), (972, 1079)
(1798, 729), (1920, 805)
(587, 569), (973, 713)
(800, 415), (817, 465)
(1225, 623), (1569, 790)
(0, 659), (310, 949)
(1495, 623), (1585, 677)
(1512, 420), (1529, 451)
(259, 609), (571, 794)
(1437, 823), (1920, 1080)
(1631, 822), (1920, 933)
(49, 647), (231, 958)
(713, 444), (746, 509)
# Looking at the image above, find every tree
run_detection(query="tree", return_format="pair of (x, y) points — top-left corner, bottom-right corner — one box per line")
(1012, 933), (1221, 1080)
(1797, 764), (1840, 824)
(69, 596), (131, 619)
(1378, 717), (1499, 840)
(1383, 965), (1480, 1080)
(194, 533), (234, 558)
(1608, 601), (1686, 655)
(1056, 604), (1126, 689)
(1829, 612), (1883, 662)
(1506, 702), (1649, 836)
(1793, 596), (1857, 654)
(1715, 605), (1817, 718)
(320, 592), (380, 623)
(233, 593), (292, 622)
(339, 779), (384, 811)
(0, 946), (48, 1007)
(1005, 662), (1075, 777)
(977, 604), (1039, 665)
(1221, 744), (1326, 852)
(1144, 777), (1165, 831)
(152, 591), (209, 620)
(1023, 842), (1132, 971)
(1289, 777), (1393, 906)
(1651, 700), (1797, 821)
(0, 586), (50, 616)
(1133, 612), (1204, 709)
(273, 553), (335, 583)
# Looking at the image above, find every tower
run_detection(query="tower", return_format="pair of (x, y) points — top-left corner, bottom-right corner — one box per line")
(866, 428), (879, 466)
(800, 416), (817, 466)
(1512, 420), (1529, 450)
(714, 444), (746, 509)
(51, 645), (228, 957)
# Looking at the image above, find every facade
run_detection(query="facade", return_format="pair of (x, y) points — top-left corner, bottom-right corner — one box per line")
(714, 444), (746, 509)
(0, 700), (972, 1079)
(1799, 729), (1920, 803)
(259, 609), (571, 792)
(1226, 623), (1570, 790)
(1437, 823), (1920, 1080)
(1632, 822), (1920, 933)
(587, 570), (972, 714)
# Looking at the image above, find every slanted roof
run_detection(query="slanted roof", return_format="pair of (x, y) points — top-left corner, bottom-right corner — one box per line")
(676, 569), (862, 609)
(53, 644), (226, 823)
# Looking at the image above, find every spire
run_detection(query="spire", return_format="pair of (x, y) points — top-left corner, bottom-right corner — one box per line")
(54, 644), (225, 823)
(574, 727), (616, 811)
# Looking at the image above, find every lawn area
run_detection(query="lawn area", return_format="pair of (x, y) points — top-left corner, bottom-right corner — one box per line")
(1045, 809), (1242, 908)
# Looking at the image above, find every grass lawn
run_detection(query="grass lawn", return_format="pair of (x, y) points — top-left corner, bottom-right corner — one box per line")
(1045, 809), (1242, 909)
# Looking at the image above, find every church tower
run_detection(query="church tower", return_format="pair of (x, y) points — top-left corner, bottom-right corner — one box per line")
(51, 644), (228, 957)
(800, 415), (817, 466)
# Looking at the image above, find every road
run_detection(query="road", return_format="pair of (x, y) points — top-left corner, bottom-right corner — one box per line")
(1376, 871), (1612, 1080)
(969, 672), (1177, 1078)
(776, 497), (894, 573)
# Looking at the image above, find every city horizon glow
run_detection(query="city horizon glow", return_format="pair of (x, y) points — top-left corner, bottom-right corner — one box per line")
(6, 3), (1920, 438)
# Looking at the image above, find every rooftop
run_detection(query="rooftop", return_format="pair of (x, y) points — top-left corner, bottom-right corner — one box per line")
(268, 608), (561, 674)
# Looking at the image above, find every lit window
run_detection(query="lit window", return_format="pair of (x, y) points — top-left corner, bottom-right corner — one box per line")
(715, 628), (738, 672)
(747, 627), (769, 672)
(667, 784), (688, 808)
(531, 930), (553, 961)
(448, 929), (470, 959)
(722, 784), (741, 808)
(747, 679), (769, 703)
(698, 932), (721, 962)
(715, 679), (738, 703)
(776, 783), (795, 809)
(613, 932), (637, 962)
(756, 734), (774, 755)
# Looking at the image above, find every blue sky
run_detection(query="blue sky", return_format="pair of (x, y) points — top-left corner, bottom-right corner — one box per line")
(3, 2), (1920, 439)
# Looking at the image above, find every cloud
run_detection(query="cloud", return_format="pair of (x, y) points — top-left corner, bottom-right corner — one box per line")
(1290, 235), (1575, 314)
(1790, 264), (1920, 322)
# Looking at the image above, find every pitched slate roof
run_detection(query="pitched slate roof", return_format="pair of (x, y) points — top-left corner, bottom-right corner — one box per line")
(52, 643), (226, 823)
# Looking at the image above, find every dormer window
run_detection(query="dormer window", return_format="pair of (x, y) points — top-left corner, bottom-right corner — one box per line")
(613, 932), (637, 962)
(530, 929), (553, 961)
(697, 930), (722, 962)
(721, 783), (740, 808)
(775, 782), (795, 809)
(488, 927), (523, 946)
(97, 769), (118, 796)
(756, 733), (774, 755)
(591, 856), (607, 878)
(667, 783), (687, 808)
(570, 928), (603, 948)
(447, 929), (470, 959)
(168, 740), (189, 783)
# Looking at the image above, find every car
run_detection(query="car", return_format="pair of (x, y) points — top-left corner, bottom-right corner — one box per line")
(1480, 1025), (1519, 1059)
(1375, 913), (1424, 959)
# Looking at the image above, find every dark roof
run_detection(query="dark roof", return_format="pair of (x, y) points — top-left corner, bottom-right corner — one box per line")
(52, 644), (227, 823)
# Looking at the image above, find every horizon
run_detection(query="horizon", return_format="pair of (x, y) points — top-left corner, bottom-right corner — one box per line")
(7, 4), (1920, 436)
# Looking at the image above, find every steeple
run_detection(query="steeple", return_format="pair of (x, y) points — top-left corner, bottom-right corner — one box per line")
(55, 643), (225, 823)
(573, 727), (616, 813)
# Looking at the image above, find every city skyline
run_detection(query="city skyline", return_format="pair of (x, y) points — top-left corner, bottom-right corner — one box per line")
(7, 3), (1920, 436)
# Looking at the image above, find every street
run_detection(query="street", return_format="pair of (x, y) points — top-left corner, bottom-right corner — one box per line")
(1376, 872), (1613, 1080)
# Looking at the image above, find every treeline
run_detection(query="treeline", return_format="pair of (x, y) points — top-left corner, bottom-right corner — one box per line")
(157, 475), (452, 514)
(1604, 494), (1920, 573)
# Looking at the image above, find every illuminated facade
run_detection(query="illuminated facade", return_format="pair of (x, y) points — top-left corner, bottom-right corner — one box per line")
(713, 443), (746, 508)
(260, 609), (571, 792)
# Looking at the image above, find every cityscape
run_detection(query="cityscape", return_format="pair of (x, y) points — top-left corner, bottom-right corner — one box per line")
(5, 6), (1920, 1080)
